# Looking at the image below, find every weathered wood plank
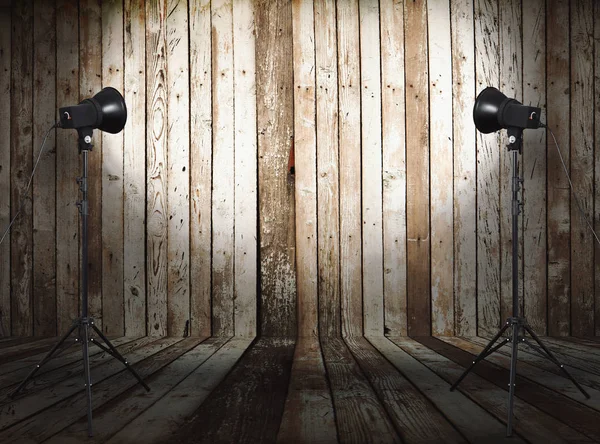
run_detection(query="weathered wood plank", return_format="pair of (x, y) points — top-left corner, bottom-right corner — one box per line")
(0, 3), (9, 337)
(405, 0), (430, 336)
(0, 336), (60, 364)
(522, 0), (547, 335)
(570, 0), (594, 337)
(277, 336), (337, 444)
(123, 0), (147, 338)
(106, 337), (252, 444)
(189, 0), (212, 338)
(360, 0), (384, 337)
(55, 0), (80, 334)
(451, 0), (476, 337)
(475, 0), (500, 335)
(233, 0), (258, 338)
(256, 0), (296, 337)
(546, 0), (570, 337)
(595, 0), (600, 337)
(146, 0), (168, 337)
(10, 0), (34, 337)
(428, 0), (453, 336)
(346, 336), (466, 443)
(369, 336), (517, 444)
(291, 0), (316, 338)
(166, 0), (190, 337)
(321, 337), (400, 443)
(336, 0), (362, 338)
(80, 0), (103, 333)
(32, 0), (56, 337)
(380, 0), (406, 337)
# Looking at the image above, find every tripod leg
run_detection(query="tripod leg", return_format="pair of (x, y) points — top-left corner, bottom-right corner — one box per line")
(450, 323), (510, 391)
(522, 325), (590, 399)
(82, 323), (94, 437)
(91, 324), (150, 391)
(507, 322), (519, 436)
(10, 322), (79, 398)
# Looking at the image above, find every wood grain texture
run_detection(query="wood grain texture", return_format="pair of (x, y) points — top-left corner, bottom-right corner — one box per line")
(189, 0), (212, 338)
(570, 0), (594, 337)
(0, 3), (9, 336)
(428, 0), (453, 336)
(315, 0), (340, 338)
(233, 0), (257, 338)
(211, 0), (235, 337)
(256, 0), (297, 338)
(380, 0), (406, 337)
(522, 0), (547, 334)
(475, 0), (500, 335)
(79, 0), (103, 332)
(56, 0), (80, 333)
(405, 0), (430, 337)
(166, 0), (190, 337)
(124, 0), (147, 338)
(359, 0), (384, 337)
(596, 0), (600, 337)
(146, 0), (168, 337)
(451, 0), (476, 337)
(32, 0), (56, 337)
(336, 0), (363, 338)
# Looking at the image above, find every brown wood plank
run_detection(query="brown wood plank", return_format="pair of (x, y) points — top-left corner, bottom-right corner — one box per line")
(370, 336), (518, 444)
(416, 336), (600, 442)
(595, 0), (600, 337)
(79, 0), (103, 332)
(336, 0), (363, 338)
(170, 337), (294, 444)
(256, 0), (296, 337)
(0, 337), (189, 442)
(32, 0), (57, 337)
(546, 0), (571, 337)
(321, 337), (400, 443)
(10, 0), (34, 337)
(0, 336), (61, 364)
(0, 338), (40, 349)
(346, 336), (466, 443)
(390, 337), (594, 443)
(146, 0), (168, 337)
(106, 336), (252, 444)
(277, 336), (337, 444)
(404, 0), (430, 336)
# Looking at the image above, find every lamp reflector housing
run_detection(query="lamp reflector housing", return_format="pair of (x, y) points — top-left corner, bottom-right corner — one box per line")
(473, 87), (541, 134)
(59, 87), (127, 134)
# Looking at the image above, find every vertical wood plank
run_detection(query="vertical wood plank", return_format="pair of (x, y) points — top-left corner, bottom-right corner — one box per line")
(189, 0), (212, 337)
(292, 0), (317, 338)
(380, 0), (406, 337)
(80, 0), (103, 331)
(546, 0), (570, 337)
(211, 0), (234, 337)
(404, 0), (430, 336)
(451, 0), (477, 337)
(256, 0), (296, 337)
(359, 0), (383, 337)
(233, 0), (257, 338)
(428, 0), (453, 336)
(11, 0), (34, 337)
(336, 0), (362, 338)
(595, 0), (600, 337)
(522, 0), (547, 335)
(475, 0), (500, 335)
(124, 0), (147, 337)
(0, 3), (10, 336)
(56, 0), (80, 333)
(146, 0), (168, 337)
(499, 0), (523, 323)
(570, 0), (594, 337)
(315, 0), (340, 338)
(166, 0), (190, 337)
(32, 0), (56, 336)
(102, 0), (125, 336)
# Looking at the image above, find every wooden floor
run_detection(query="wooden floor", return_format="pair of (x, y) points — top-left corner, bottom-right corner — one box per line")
(1, 335), (600, 443)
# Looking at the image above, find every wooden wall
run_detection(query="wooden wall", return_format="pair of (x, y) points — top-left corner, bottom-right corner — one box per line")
(1, 0), (599, 339)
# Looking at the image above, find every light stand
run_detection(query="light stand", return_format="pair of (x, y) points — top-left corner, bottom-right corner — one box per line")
(10, 128), (150, 437)
(449, 127), (590, 436)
